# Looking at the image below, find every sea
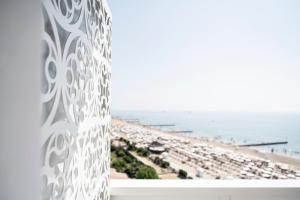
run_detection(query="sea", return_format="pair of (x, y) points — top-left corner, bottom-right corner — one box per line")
(112, 110), (300, 159)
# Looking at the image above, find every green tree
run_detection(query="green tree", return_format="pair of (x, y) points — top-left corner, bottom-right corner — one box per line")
(124, 167), (138, 178)
(116, 149), (126, 157)
(161, 161), (170, 168)
(123, 155), (135, 163)
(154, 157), (162, 165)
(128, 144), (137, 151)
(111, 144), (117, 152)
(178, 169), (188, 179)
(111, 160), (126, 172)
(135, 166), (159, 179)
(137, 147), (150, 157)
(153, 157), (169, 168)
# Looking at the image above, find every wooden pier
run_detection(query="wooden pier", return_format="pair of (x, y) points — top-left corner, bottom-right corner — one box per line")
(144, 124), (176, 127)
(168, 130), (193, 133)
(238, 141), (288, 147)
(124, 119), (140, 123)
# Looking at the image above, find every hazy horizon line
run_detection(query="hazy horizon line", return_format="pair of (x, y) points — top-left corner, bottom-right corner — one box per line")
(112, 109), (300, 114)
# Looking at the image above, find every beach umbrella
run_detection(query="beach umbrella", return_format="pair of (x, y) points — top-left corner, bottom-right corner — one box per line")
(281, 164), (289, 170)
(196, 168), (204, 178)
(279, 175), (287, 179)
(162, 152), (168, 159)
(226, 176), (234, 180)
(262, 173), (271, 178)
(271, 173), (279, 179)
(243, 167), (250, 172)
(247, 173), (255, 178)
(251, 166), (258, 171)
(264, 169), (272, 175)
(268, 163), (275, 168)
(241, 170), (247, 175)
(287, 174), (296, 179)
(265, 167), (273, 172)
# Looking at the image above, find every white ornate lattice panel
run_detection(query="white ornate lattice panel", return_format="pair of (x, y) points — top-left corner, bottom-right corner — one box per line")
(41, 0), (111, 199)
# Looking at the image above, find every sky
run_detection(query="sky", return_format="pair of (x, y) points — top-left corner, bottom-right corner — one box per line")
(109, 0), (300, 112)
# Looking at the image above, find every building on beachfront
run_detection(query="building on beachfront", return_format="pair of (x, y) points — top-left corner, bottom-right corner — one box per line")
(148, 141), (166, 154)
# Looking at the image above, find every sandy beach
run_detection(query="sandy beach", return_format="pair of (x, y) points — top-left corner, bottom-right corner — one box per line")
(111, 119), (300, 179)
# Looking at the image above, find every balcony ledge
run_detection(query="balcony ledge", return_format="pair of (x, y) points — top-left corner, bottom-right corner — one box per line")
(111, 180), (300, 200)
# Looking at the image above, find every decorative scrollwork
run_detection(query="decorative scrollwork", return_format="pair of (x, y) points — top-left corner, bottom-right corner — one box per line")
(41, 0), (111, 199)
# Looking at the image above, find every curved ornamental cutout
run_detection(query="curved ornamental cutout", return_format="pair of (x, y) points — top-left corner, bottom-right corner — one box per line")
(41, 0), (111, 199)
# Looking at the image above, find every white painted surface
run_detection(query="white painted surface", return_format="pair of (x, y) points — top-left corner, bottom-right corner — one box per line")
(111, 180), (300, 200)
(0, 1), (41, 200)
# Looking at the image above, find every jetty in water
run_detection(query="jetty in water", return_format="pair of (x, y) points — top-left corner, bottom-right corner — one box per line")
(168, 130), (193, 133)
(238, 141), (288, 147)
(124, 119), (140, 123)
(143, 124), (176, 127)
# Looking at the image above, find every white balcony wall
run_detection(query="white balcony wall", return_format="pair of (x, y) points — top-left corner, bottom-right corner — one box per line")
(0, 1), (41, 200)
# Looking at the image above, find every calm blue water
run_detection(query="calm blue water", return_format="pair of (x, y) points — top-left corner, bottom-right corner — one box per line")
(112, 110), (300, 158)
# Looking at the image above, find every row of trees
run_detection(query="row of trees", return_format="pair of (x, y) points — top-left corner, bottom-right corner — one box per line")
(111, 144), (159, 179)
(115, 138), (191, 179)
(123, 138), (151, 157)
(153, 157), (170, 168)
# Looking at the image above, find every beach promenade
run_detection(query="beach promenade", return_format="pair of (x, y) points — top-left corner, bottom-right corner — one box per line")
(111, 119), (300, 180)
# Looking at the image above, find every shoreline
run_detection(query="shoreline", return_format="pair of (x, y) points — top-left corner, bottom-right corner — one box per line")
(111, 118), (300, 179)
(136, 121), (300, 168)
